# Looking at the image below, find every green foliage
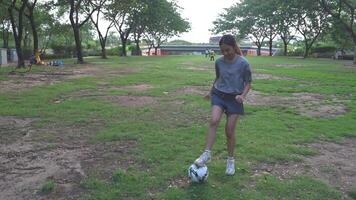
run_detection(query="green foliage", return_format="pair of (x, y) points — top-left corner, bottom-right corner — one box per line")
(50, 44), (76, 58)
(349, 189), (356, 200)
(40, 180), (56, 194)
(287, 46), (304, 56)
(311, 45), (337, 53)
(106, 47), (123, 56)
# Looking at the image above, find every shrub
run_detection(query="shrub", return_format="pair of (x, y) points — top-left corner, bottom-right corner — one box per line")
(312, 46), (337, 53)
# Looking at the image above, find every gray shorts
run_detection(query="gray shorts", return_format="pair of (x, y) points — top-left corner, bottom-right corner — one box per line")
(211, 88), (244, 115)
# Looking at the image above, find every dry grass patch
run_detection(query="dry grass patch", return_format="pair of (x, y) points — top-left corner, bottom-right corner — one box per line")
(105, 95), (157, 107)
(0, 64), (142, 92)
(110, 84), (154, 91)
(253, 73), (293, 80)
(274, 64), (304, 68)
(175, 86), (210, 96)
(251, 138), (356, 198)
(246, 90), (349, 118)
(0, 116), (139, 200)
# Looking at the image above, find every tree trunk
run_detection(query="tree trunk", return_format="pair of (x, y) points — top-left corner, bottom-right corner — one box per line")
(25, 1), (39, 55)
(304, 41), (310, 58)
(148, 47), (152, 56)
(14, 37), (25, 67)
(135, 41), (141, 56)
(269, 39), (273, 56)
(120, 35), (127, 56)
(257, 46), (261, 56)
(23, 30), (30, 49)
(100, 41), (107, 59)
(73, 26), (84, 63)
(8, 1), (27, 68)
(69, 1), (84, 64)
(284, 43), (288, 56)
(28, 13), (38, 55)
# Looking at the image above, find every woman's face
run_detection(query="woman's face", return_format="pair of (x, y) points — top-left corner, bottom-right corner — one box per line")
(220, 44), (236, 60)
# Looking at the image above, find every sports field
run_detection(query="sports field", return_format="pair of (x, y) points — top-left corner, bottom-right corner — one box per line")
(0, 55), (355, 200)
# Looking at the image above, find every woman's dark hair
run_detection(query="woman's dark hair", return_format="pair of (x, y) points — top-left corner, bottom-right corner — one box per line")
(219, 34), (242, 56)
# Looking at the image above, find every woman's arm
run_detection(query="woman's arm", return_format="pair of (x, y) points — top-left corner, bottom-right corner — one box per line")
(235, 82), (251, 103)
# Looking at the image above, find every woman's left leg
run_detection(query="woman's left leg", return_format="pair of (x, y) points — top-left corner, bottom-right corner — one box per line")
(225, 114), (239, 175)
(225, 114), (239, 157)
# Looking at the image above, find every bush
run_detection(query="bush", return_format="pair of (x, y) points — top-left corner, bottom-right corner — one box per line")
(83, 49), (101, 57)
(50, 44), (76, 58)
(23, 48), (33, 59)
(107, 47), (121, 56)
(312, 52), (334, 58)
(312, 46), (337, 53)
(287, 47), (304, 56)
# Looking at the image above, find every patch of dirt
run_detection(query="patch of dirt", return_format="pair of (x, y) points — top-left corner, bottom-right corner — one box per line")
(105, 95), (157, 107)
(176, 62), (212, 71)
(253, 73), (293, 80)
(168, 176), (190, 188)
(110, 84), (154, 91)
(251, 138), (356, 198)
(185, 66), (211, 71)
(0, 65), (142, 92)
(0, 116), (39, 144)
(246, 90), (349, 118)
(175, 86), (210, 96)
(274, 64), (303, 68)
(0, 116), (139, 200)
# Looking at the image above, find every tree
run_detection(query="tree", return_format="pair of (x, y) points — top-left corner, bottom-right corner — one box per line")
(140, 0), (190, 55)
(67, 0), (97, 63)
(6, 0), (28, 67)
(0, 3), (12, 48)
(255, 0), (279, 56)
(90, 0), (113, 58)
(212, 1), (268, 56)
(130, 0), (150, 56)
(144, 0), (190, 55)
(275, 0), (296, 56)
(23, 0), (38, 57)
(35, 3), (57, 54)
(292, 0), (329, 58)
(106, 0), (138, 56)
(319, 0), (356, 63)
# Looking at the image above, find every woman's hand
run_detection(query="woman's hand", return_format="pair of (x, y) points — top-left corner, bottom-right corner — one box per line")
(235, 95), (245, 103)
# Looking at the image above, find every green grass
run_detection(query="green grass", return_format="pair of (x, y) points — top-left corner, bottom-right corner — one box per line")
(40, 180), (56, 195)
(1, 55), (355, 200)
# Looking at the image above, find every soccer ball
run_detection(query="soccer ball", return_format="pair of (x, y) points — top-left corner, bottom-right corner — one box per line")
(188, 163), (208, 183)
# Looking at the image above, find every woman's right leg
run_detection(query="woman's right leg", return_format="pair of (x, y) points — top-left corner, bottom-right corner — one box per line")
(205, 105), (224, 150)
(195, 105), (223, 167)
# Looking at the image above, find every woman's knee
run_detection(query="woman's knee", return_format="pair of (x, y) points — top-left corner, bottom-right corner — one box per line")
(209, 118), (220, 127)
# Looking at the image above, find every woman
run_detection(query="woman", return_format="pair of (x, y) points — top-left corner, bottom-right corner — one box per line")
(194, 34), (252, 175)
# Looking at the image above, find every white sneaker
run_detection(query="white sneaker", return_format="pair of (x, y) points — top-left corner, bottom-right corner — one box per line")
(194, 150), (211, 167)
(226, 158), (235, 176)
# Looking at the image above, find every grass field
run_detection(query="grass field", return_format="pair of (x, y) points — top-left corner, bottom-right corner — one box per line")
(0, 55), (355, 200)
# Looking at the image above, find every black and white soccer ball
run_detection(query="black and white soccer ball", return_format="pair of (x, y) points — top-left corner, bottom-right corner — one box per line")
(188, 163), (208, 183)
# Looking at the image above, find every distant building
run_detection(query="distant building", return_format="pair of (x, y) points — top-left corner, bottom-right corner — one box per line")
(142, 45), (279, 56)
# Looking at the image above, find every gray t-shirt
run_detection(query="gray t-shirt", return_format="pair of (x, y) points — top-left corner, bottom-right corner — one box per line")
(213, 56), (252, 94)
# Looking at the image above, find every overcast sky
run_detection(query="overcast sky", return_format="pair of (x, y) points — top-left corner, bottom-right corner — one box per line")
(170, 0), (236, 43)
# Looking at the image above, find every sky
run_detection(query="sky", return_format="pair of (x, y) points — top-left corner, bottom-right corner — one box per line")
(170, 0), (236, 43)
